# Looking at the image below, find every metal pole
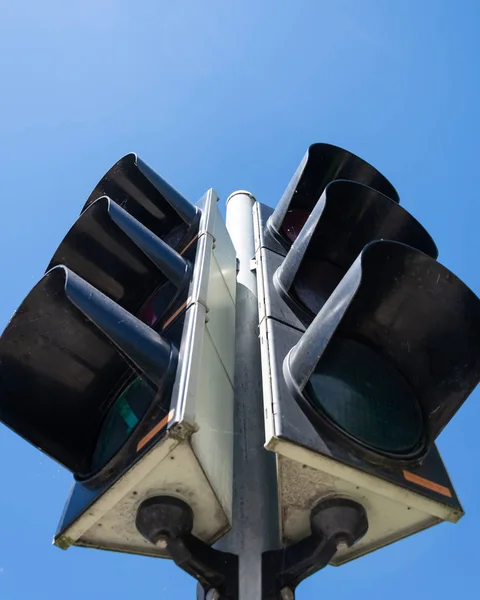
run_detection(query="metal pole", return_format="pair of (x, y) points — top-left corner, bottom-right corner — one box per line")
(221, 191), (280, 599)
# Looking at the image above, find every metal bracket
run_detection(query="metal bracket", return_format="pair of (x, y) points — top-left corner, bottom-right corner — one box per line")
(262, 498), (368, 599)
(136, 496), (238, 599)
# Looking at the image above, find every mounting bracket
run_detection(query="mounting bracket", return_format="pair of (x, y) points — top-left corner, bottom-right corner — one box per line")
(262, 498), (368, 599)
(136, 496), (238, 599)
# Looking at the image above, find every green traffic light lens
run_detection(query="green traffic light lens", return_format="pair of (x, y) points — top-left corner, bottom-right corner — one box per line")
(91, 377), (157, 473)
(304, 338), (424, 455)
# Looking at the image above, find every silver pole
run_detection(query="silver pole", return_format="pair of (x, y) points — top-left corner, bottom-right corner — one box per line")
(221, 190), (280, 599)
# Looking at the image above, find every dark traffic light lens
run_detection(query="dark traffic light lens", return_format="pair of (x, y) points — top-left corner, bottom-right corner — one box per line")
(304, 338), (423, 455)
(281, 209), (311, 244)
(91, 377), (157, 472)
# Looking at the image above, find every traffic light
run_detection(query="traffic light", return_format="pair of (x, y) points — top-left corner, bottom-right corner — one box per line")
(254, 143), (480, 569)
(0, 154), (237, 559)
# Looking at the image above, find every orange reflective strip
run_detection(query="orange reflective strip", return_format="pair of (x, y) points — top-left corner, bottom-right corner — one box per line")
(159, 232), (199, 329)
(180, 233), (200, 255)
(403, 470), (452, 498)
(137, 409), (175, 452)
(135, 232), (198, 453)
(162, 299), (189, 330)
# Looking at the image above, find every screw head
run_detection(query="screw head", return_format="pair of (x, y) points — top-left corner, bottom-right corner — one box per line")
(281, 587), (295, 600)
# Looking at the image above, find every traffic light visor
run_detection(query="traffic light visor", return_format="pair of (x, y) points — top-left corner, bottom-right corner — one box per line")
(82, 153), (200, 248)
(274, 180), (437, 324)
(267, 144), (399, 248)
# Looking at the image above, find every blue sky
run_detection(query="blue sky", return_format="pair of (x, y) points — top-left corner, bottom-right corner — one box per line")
(0, 1), (479, 598)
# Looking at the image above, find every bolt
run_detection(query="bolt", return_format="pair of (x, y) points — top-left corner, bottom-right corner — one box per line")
(155, 536), (168, 550)
(281, 587), (295, 600)
(336, 541), (349, 552)
(206, 589), (220, 600)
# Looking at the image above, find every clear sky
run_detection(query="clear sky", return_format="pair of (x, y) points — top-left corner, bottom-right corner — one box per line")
(0, 1), (479, 598)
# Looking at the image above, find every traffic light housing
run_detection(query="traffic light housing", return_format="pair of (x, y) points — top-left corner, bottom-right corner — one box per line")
(255, 143), (480, 565)
(0, 155), (237, 557)
(285, 239), (480, 465)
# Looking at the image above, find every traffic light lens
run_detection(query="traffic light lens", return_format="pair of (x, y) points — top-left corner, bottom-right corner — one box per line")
(91, 377), (157, 472)
(281, 210), (311, 244)
(304, 338), (423, 455)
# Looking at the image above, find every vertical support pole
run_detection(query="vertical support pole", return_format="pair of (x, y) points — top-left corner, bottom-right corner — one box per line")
(222, 191), (280, 599)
